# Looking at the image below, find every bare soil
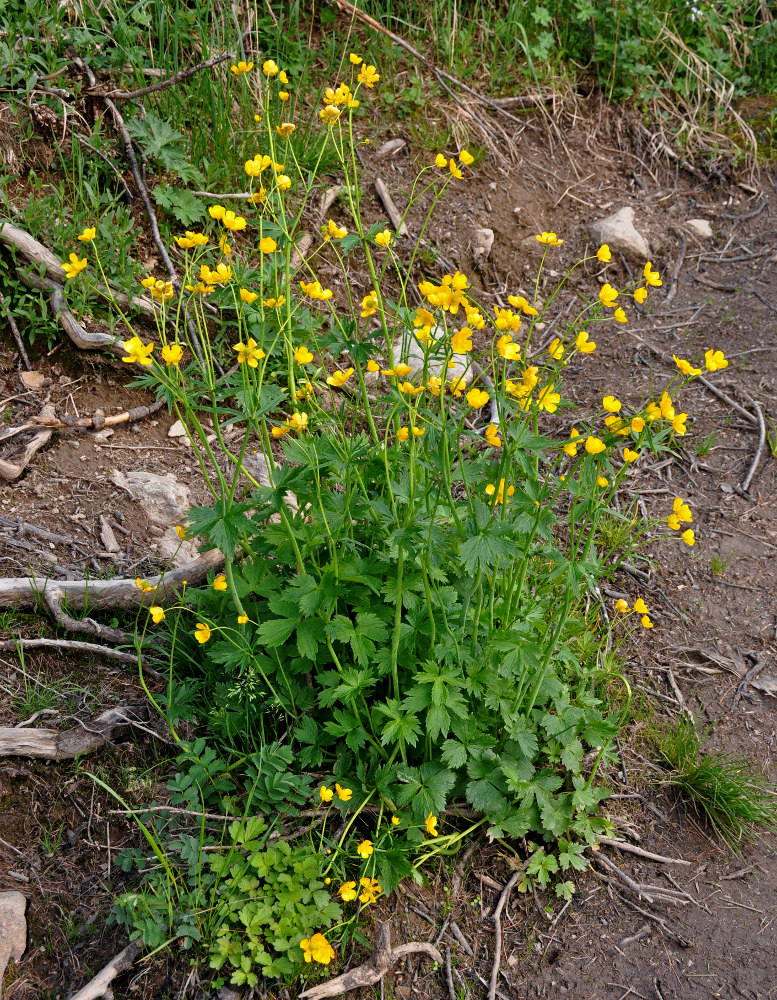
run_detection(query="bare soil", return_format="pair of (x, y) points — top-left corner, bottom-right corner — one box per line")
(1, 100), (776, 998)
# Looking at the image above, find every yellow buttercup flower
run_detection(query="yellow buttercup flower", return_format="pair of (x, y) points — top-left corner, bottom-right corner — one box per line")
(575, 330), (596, 353)
(659, 391), (675, 420)
(704, 349), (727, 371)
(507, 294), (538, 316)
(239, 288), (258, 303)
(459, 149), (474, 165)
(277, 175), (292, 191)
(497, 334), (521, 360)
(641, 614), (654, 629)
(209, 204), (226, 220)
(262, 59), (279, 77)
(194, 622), (211, 644)
(614, 599), (630, 613)
(602, 395), (621, 413)
(485, 479), (515, 505)
(485, 423), (502, 447)
(358, 877), (382, 904)
(448, 158), (463, 179)
(631, 416), (645, 433)
(643, 261), (662, 286)
(231, 61), (253, 75)
(564, 427), (581, 457)
(536, 231), (563, 246)
(149, 606), (165, 624)
(279, 70), (289, 84)
(425, 813), (439, 837)
(357, 64), (380, 87)
(233, 338), (265, 367)
(412, 426), (425, 438)
(327, 219), (348, 239)
(77, 227), (96, 242)
(548, 338), (564, 360)
(349, 52), (362, 65)
(633, 286), (648, 304)
(597, 244), (611, 262)
(672, 497), (693, 523)
(613, 307), (627, 323)
(175, 525), (187, 539)
(237, 614), (249, 624)
(213, 574), (227, 592)
(391, 815), (401, 825)
(382, 363), (413, 378)
(537, 384), (560, 413)
(61, 252), (88, 279)
(633, 598), (649, 615)
(397, 426), (410, 443)
(319, 785), (334, 802)
(599, 283), (618, 307)
(466, 387), (489, 409)
(258, 236), (277, 254)
(494, 307), (522, 333)
(276, 122), (295, 138)
(200, 262), (232, 285)
(175, 230), (208, 249)
(300, 280), (333, 301)
(271, 412), (309, 439)
(279, 90), (290, 101)
(338, 881), (357, 902)
(263, 296), (285, 308)
(623, 447), (639, 462)
(451, 327), (473, 353)
(356, 839), (373, 858)
(299, 933), (335, 966)
(374, 229), (392, 247)
(294, 345), (313, 364)
(326, 368), (354, 387)
(161, 343), (183, 366)
(435, 153), (447, 168)
(585, 436), (606, 455)
(597, 476), (609, 487)
(681, 529), (695, 546)
(672, 412), (687, 436)
(366, 359), (380, 372)
(222, 210), (246, 232)
(360, 292), (378, 317)
(673, 355), (702, 377)
(121, 335), (154, 365)
(319, 105), (341, 124)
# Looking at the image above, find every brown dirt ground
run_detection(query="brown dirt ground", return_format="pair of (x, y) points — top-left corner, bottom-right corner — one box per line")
(1, 98), (777, 999)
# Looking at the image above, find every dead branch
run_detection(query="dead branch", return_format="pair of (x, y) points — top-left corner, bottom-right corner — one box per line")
(0, 705), (150, 760)
(740, 400), (766, 494)
(488, 869), (523, 1000)
(0, 291), (31, 369)
(599, 837), (691, 865)
(663, 227), (686, 306)
(0, 405), (56, 482)
(67, 940), (140, 1000)
(298, 923), (441, 1000)
(43, 586), (129, 644)
(373, 178), (409, 237)
(0, 638), (138, 663)
(104, 51), (235, 101)
(0, 548), (224, 611)
(30, 397), (165, 431)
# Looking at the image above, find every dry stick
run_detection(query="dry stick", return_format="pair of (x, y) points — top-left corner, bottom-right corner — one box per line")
(373, 178), (408, 236)
(0, 404), (56, 482)
(0, 291), (31, 369)
(663, 227), (686, 307)
(599, 836), (690, 865)
(444, 947), (456, 1000)
(67, 940), (140, 1000)
(333, 0), (529, 129)
(104, 50), (235, 100)
(0, 638), (138, 663)
(43, 586), (130, 644)
(432, 69), (506, 145)
(692, 272), (737, 293)
(740, 400), (766, 494)
(30, 397), (164, 431)
(487, 870), (522, 1000)
(73, 133), (134, 201)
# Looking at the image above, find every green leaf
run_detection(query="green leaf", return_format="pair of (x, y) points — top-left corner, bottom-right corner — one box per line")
(257, 617), (297, 647)
(558, 839), (587, 873)
(560, 739), (584, 774)
(153, 186), (206, 226)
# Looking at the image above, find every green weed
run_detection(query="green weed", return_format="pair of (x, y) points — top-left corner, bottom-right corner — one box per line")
(709, 553), (730, 577)
(695, 430), (717, 457)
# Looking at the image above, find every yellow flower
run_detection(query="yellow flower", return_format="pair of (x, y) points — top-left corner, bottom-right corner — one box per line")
(452, 327), (473, 353)
(349, 52), (362, 65)
(200, 262), (232, 284)
(497, 334), (521, 360)
(339, 881), (357, 902)
(597, 476), (609, 487)
(397, 426), (410, 443)
(374, 229), (392, 247)
(396, 380), (423, 397)
(334, 783), (351, 803)
(78, 227), (96, 242)
(296, 381), (313, 401)
(319, 104), (341, 124)
(633, 598), (649, 615)
(575, 330), (595, 353)
(672, 497), (693, 523)
(175, 230), (208, 249)
(633, 286), (648, 304)
(449, 376), (467, 397)
(149, 606), (165, 624)
(121, 335), (154, 365)
(548, 338), (564, 360)
(279, 70), (289, 84)
(631, 416), (645, 433)
(667, 513), (681, 531)
(641, 614), (654, 629)
(537, 384), (560, 413)
(412, 426), (425, 438)
(585, 436), (606, 455)
(194, 622), (211, 644)
(357, 64), (380, 87)
(563, 427), (581, 457)
(597, 244), (611, 262)
(233, 338), (265, 367)
(231, 61), (254, 75)
(536, 231), (563, 246)
(507, 294), (538, 316)
(300, 933), (335, 966)
(358, 877), (383, 904)
(391, 815), (401, 825)
(300, 280), (333, 301)
(213, 574), (228, 592)
(61, 252), (88, 279)
(602, 395), (621, 413)
(485, 479), (514, 505)
(366, 359), (380, 373)
(494, 307), (521, 333)
(258, 236), (277, 254)
(360, 292), (378, 317)
(598, 283), (618, 307)
(222, 210), (246, 232)
(272, 412), (308, 439)
(425, 813), (439, 837)
(356, 839), (374, 858)
(240, 288), (259, 303)
(426, 375), (443, 396)
(682, 529), (695, 546)
(327, 368), (354, 388)
(448, 158), (463, 180)
(673, 355), (702, 377)
(659, 391), (675, 420)
(613, 307), (627, 324)
(643, 261), (662, 287)
(277, 174), (292, 191)
(209, 205), (226, 220)
(319, 785), (334, 802)
(279, 90), (290, 101)
(276, 122), (295, 138)
(262, 59), (279, 77)
(466, 387), (490, 409)
(623, 447), (639, 462)
(264, 296), (286, 308)
(704, 349), (727, 371)
(435, 153), (447, 168)
(614, 599), (630, 613)
(327, 219), (348, 239)
(175, 525), (187, 539)
(459, 149), (474, 165)
(382, 363), (413, 378)
(294, 345), (313, 364)
(672, 412), (687, 436)
(485, 423), (502, 447)
(158, 343), (182, 366)
(237, 614), (249, 624)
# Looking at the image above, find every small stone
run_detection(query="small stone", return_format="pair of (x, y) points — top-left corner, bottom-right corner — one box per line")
(393, 329), (470, 384)
(168, 419), (188, 438)
(473, 227), (494, 260)
(155, 526), (200, 567)
(66, 439), (79, 449)
(99, 515), (120, 554)
(91, 428), (114, 442)
(376, 138), (405, 157)
(686, 218), (713, 239)
(110, 470), (190, 527)
(589, 206), (650, 260)
(19, 371), (46, 390)
(0, 891), (27, 988)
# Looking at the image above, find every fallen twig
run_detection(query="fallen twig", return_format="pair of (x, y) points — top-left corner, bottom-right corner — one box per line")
(740, 400), (766, 495)
(444, 946), (455, 1000)
(104, 51), (235, 100)
(0, 404), (56, 482)
(0, 705), (150, 760)
(67, 940), (140, 1000)
(0, 291), (31, 369)
(43, 586), (130, 644)
(0, 638), (137, 663)
(487, 870), (522, 1000)
(663, 227), (686, 306)
(732, 653), (766, 711)
(599, 837), (691, 865)
(374, 178), (408, 237)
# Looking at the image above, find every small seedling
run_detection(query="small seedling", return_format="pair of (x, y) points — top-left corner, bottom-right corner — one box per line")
(695, 430), (717, 457)
(709, 553), (730, 576)
(766, 419), (777, 459)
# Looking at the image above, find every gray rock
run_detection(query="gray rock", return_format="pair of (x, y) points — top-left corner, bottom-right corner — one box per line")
(473, 227), (494, 260)
(155, 526), (201, 567)
(686, 218), (713, 239)
(167, 419), (188, 438)
(110, 470), (189, 528)
(0, 891), (27, 994)
(589, 206), (650, 260)
(393, 327), (471, 384)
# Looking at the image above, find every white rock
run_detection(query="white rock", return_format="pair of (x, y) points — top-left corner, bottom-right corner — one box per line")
(473, 227), (494, 260)
(589, 206), (650, 260)
(0, 891), (27, 988)
(393, 327), (470, 384)
(110, 470), (189, 528)
(376, 138), (406, 157)
(686, 218), (713, 239)
(155, 526), (201, 567)
(167, 419), (188, 438)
